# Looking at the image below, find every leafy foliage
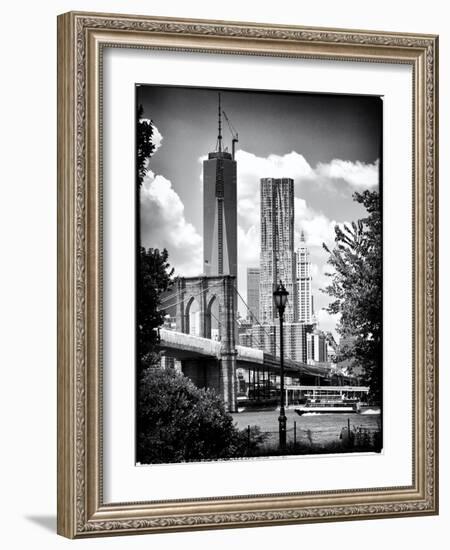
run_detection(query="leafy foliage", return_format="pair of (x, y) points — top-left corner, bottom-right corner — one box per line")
(136, 104), (171, 371)
(137, 247), (174, 372)
(136, 104), (155, 188)
(137, 368), (258, 463)
(322, 190), (382, 400)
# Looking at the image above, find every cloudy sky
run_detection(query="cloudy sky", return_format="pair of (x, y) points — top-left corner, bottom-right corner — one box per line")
(137, 85), (382, 337)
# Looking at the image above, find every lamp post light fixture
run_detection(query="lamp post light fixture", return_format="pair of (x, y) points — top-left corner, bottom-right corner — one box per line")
(273, 280), (289, 452)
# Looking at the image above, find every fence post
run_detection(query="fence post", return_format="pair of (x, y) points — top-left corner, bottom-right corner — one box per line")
(347, 417), (354, 449)
(247, 425), (251, 451)
(294, 421), (297, 448)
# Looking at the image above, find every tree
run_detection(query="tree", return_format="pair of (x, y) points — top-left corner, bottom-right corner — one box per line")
(137, 247), (174, 372)
(136, 105), (156, 252)
(137, 367), (256, 463)
(322, 190), (382, 400)
(135, 104), (173, 371)
(136, 104), (155, 189)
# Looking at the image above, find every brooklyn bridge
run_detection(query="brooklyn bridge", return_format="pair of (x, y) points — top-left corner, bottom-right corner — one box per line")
(158, 274), (357, 412)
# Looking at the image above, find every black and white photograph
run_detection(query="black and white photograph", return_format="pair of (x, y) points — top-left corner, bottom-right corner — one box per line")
(135, 85), (383, 464)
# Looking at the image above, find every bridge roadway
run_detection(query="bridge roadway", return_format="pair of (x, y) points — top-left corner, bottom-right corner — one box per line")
(158, 328), (331, 379)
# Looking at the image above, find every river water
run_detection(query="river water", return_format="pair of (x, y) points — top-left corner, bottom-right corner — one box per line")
(232, 408), (381, 448)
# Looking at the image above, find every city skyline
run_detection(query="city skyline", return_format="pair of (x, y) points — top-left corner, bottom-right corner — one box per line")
(246, 175), (329, 365)
(138, 85), (382, 338)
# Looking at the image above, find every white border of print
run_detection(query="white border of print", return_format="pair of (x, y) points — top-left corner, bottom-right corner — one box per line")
(102, 47), (412, 504)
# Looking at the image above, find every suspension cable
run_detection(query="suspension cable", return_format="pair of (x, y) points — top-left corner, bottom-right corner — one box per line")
(233, 284), (281, 354)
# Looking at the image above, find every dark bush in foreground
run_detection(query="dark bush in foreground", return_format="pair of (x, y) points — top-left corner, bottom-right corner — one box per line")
(137, 367), (257, 464)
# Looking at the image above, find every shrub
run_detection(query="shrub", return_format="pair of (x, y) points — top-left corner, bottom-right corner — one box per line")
(233, 425), (270, 457)
(137, 367), (245, 463)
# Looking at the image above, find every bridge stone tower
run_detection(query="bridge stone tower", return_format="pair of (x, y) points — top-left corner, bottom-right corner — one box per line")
(175, 275), (237, 412)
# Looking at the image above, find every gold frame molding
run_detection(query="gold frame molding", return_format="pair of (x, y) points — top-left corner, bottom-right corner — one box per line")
(57, 11), (439, 538)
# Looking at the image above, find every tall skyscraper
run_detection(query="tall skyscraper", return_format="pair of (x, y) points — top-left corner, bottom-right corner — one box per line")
(203, 94), (237, 277)
(251, 323), (309, 363)
(246, 267), (260, 320)
(296, 230), (314, 323)
(259, 178), (297, 323)
(307, 330), (327, 364)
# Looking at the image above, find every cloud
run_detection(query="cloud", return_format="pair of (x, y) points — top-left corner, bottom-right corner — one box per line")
(315, 159), (379, 189)
(140, 170), (202, 277)
(139, 119), (163, 154)
(237, 197), (260, 229)
(235, 150), (313, 230)
(316, 310), (341, 342)
(151, 125), (163, 153)
(235, 151), (379, 208)
(238, 224), (260, 267)
(294, 198), (338, 248)
(236, 150), (313, 197)
(230, 149), (377, 235)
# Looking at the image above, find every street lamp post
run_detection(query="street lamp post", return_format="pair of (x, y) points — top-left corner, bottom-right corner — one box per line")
(273, 280), (289, 452)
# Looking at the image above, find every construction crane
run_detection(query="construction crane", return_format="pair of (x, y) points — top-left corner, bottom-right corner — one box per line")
(222, 110), (239, 160)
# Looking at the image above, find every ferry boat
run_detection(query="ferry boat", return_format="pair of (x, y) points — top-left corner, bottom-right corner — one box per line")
(288, 385), (370, 416)
(295, 398), (361, 415)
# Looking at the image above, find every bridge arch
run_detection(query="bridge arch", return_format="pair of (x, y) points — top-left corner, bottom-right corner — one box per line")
(175, 276), (234, 340)
(206, 294), (220, 340)
(185, 296), (200, 336)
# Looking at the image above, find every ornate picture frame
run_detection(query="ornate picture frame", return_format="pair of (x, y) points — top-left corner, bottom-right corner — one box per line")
(57, 11), (438, 538)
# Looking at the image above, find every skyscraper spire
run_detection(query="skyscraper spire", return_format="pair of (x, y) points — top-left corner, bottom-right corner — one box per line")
(300, 229), (306, 242)
(217, 92), (222, 153)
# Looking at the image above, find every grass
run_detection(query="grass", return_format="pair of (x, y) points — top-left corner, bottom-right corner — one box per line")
(248, 437), (382, 457)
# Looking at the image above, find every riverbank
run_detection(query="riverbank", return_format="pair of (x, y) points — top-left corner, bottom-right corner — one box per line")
(232, 408), (381, 454)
